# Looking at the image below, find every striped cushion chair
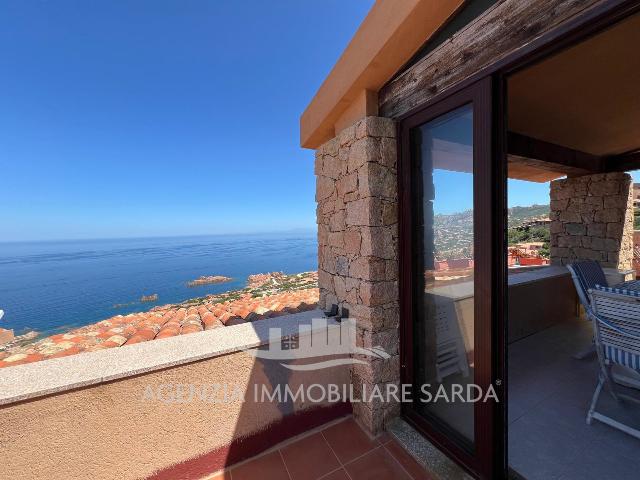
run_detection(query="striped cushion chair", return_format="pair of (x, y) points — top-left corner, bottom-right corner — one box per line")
(587, 285), (640, 439)
(567, 260), (608, 359)
(567, 260), (608, 309)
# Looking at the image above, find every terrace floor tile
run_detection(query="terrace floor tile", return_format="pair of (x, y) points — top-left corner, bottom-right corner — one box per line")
(384, 439), (435, 480)
(280, 432), (340, 480)
(201, 417), (435, 480)
(321, 418), (379, 464)
(230, 450), (290, 480)
(317, 468), (350, 480)
(343, 446), (413, 480)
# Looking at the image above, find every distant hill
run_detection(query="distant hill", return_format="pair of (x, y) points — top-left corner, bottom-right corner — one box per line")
(433, 209), (474, 259)
(432, 204), (550, 258)
(507, 204), (550, 228)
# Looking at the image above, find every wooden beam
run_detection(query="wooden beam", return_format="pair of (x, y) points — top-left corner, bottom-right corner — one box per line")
(603, 150), (640, 172)
(379, 0), (605, 119)
(508, 157), (573, 183)
(507, 136), (640, 181)
(507, 132), (603, 174)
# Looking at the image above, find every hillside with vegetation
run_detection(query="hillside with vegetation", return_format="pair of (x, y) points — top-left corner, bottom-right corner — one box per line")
(507, 204), (550, 228)
(433, 204), (550, 258)
(507, 204), (550, 258)
(433, 209), (474, 259)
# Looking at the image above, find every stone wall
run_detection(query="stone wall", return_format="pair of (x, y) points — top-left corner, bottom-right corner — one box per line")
(550, 172), (634, 270)
(315, 116), (400, 435)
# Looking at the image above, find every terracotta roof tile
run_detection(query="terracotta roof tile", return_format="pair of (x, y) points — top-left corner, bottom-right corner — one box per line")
(48, 346), (82, 359)
(201, 312), (224, 330)
(155, 328), (180, 339)
(0, 272), (319, 368)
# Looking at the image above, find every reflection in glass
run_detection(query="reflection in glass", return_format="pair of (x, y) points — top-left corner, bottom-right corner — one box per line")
(411, 104), (475, 447)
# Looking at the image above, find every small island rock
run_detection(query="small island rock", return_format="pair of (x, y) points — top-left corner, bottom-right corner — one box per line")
(187, 275), (232, 287)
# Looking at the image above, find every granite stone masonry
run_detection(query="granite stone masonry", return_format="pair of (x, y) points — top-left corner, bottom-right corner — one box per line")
(315, 116), (400, 435)
(550, 172), (634, 269)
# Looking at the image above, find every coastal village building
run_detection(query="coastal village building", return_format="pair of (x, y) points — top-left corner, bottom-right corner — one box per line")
(2, 1), (640, 480)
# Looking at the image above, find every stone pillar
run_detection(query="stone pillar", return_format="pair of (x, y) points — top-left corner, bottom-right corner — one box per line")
(315, 117), (400, 435)
(550, 172), (634, 270)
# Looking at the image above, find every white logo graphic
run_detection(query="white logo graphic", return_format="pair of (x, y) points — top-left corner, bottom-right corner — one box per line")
(243, 317), (390, 371)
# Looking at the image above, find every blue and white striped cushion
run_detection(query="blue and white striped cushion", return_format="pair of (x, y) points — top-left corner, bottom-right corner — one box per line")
(594, 282), (640, 297)
(592, 284), (640, 370)
(605, 345), (640, 371)
(571, 261), (608, 299)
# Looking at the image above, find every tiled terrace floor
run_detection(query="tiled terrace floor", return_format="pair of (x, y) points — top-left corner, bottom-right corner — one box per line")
(509, 316), (640, 480)
(205, 417), (434, 480)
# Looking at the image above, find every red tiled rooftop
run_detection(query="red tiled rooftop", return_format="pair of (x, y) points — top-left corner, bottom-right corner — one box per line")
(0, 271), (319, 368)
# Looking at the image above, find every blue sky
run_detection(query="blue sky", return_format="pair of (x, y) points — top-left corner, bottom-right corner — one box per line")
(0, 0), (374, 241)
(2, 2), (631, 242)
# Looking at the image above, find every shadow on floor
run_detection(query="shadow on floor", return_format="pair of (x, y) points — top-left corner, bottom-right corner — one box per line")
(509, 317), (640, 480)
(207, 417), (434, 480)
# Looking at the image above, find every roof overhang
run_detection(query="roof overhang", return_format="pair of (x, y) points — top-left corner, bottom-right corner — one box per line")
(300, 0), (463, 149)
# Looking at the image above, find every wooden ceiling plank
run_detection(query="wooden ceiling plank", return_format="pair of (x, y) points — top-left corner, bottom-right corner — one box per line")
(604, 151), (640, 172)
(507, 132), (603, 176)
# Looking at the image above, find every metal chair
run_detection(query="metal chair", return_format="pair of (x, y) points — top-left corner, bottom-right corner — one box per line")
(588, 285), (640, 439)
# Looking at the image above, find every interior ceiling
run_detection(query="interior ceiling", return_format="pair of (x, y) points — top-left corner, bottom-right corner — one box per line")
(507, 156), (578, 183)
(508, 13), (640, 180)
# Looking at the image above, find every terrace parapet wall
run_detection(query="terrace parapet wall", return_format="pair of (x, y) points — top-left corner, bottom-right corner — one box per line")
(315, 116), (400, 435)
(550, 172), (634, 270)
(0, 311), (350, 480)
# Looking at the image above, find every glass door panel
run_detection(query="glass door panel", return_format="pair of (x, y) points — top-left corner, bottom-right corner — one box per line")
(411, 104), (476, 447)
(399, 78), (503, 479)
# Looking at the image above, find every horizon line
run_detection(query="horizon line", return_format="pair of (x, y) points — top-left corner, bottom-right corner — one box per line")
(0, 228), (317, 245)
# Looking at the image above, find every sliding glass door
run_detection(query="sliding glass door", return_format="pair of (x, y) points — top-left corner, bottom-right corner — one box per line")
(399, 77), (505, 479)
(413, 103), (476, 446)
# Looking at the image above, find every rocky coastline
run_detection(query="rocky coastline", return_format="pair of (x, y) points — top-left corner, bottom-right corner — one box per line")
(0, 271), (319, 368)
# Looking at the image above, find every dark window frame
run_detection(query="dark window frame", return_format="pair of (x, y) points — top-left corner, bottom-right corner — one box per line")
(398, 75), (503, 479)
(396, 2), (640, 479)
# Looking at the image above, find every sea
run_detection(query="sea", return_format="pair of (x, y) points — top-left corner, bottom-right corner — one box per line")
(0, 232), (317, 337)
